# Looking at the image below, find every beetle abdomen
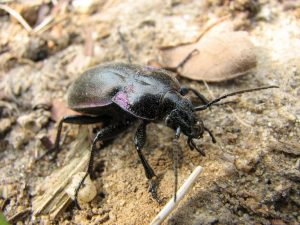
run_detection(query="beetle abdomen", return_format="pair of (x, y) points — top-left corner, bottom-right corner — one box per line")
(68, 65), (124, 111)
(68, 63), (181, 119)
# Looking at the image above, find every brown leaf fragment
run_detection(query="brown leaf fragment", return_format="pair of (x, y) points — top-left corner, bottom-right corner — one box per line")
(147, 59), (163, 69)
(159, 31), (257, 82)
(51, 99), (78, 122)
(40, 136), (54, 150)
(271, 219), (287, 225)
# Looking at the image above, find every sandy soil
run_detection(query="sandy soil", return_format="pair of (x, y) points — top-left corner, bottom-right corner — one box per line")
(0, 0), (299, 224)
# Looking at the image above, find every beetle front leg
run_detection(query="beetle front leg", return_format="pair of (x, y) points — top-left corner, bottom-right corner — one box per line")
(165, 49), (199, 72)
(134, 121), (160, 203)
(180, 86), (209, 105)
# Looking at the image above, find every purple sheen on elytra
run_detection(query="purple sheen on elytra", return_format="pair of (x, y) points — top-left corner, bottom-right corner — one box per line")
(114, 91), (130, 109)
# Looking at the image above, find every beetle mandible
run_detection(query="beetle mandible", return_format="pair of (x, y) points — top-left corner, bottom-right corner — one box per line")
(47, 62), (277, 207)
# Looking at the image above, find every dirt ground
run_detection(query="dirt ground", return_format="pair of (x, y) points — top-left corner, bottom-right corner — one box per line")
(0, 0), (299, 224)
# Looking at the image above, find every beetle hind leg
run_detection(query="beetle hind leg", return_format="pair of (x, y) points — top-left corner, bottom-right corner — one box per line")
(38, 115), (108, 161)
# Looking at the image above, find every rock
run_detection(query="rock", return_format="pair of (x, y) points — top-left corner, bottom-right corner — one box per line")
(66, 172), (97, 203)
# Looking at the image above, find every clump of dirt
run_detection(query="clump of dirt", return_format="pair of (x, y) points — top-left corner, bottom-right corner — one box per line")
(0, 0), (299, 224)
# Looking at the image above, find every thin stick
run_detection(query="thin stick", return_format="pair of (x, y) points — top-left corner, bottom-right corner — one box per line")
(7, 208), (31, 224)
(33, 15), (54, 33)
(150, 166), (203, 225)
(0, 4), (32, 32)
(195, 15), (231, 42)
(117, 28), (132, 63)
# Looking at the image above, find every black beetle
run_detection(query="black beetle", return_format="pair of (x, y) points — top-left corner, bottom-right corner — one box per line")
(47, 62), (277, 207)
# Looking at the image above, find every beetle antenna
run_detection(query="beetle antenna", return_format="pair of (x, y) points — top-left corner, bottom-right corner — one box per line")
(173, 127), (181, 202)
(117, 28), (132, 63)
(194, 85), (279, 111)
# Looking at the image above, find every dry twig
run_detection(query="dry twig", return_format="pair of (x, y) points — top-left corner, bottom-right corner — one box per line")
(150, 166), (203, 225)
(7, 208), (31, 224)
(0, 4), (32, 32)
(32, 129), (91, 219)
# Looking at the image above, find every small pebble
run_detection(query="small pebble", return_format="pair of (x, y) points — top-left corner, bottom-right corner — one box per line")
(66, 172), (97, 203)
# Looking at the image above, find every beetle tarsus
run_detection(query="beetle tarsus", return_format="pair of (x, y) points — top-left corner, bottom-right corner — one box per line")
(204, 127), (217, 143)
(74, 172), (89, 210)
(134, 121), (164, 202)
(74, 199), (81, 210)
(188, 138), (206, 156)
(149, 177), (161, 203)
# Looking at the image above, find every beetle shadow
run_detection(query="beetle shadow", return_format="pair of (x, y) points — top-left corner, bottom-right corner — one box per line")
(167, 187), (223, 225)
(166, 179), (236, 225)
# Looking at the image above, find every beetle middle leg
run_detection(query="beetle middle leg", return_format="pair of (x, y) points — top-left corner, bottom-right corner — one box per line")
(134, 120), (161, 203)
(75, 118), (135, 209)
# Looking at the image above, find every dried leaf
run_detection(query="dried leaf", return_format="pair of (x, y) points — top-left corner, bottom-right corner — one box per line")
(40, 136), (54, 150)
(271, 219), (287, 225)
(159, 31), (256, 82)
(51, 99), (78, 122)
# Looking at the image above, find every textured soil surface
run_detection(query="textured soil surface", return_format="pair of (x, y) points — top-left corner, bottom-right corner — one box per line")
(0, 1), (299, 224)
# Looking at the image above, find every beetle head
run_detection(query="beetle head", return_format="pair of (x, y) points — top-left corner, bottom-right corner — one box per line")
(162, 91), (204, 139)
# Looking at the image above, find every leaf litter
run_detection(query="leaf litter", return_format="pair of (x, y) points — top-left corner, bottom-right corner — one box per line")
(159, 19), (257, 82)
